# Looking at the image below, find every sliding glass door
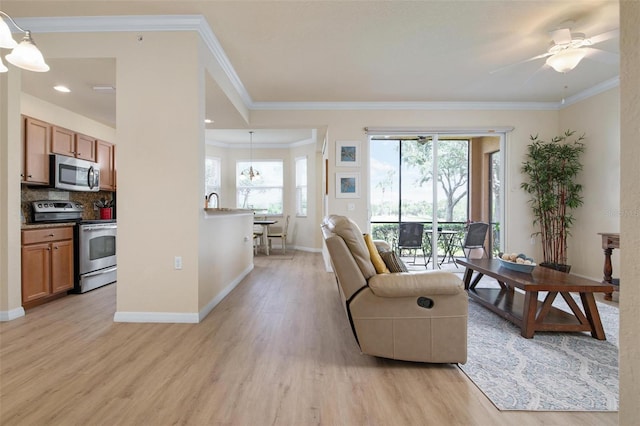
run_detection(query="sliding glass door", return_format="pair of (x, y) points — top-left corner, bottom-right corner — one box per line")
(370, 135), (470, 268)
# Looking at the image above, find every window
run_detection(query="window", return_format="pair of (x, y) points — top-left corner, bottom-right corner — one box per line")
(205, 156), (221, 196)
(295, 156), (307, 216)
(236, 160), (283, 214)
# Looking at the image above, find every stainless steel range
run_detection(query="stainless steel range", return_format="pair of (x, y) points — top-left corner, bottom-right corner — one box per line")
(31, 200), (117, 293)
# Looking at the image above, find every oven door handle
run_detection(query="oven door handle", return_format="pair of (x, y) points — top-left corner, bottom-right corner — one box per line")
(82, 266), (117, 278)
(83, 225), (118, 231)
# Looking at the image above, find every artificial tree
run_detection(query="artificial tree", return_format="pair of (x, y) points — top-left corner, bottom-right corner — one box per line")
(521, 130), (585, 272)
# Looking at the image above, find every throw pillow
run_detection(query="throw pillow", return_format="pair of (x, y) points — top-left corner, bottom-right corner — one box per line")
(363, 234), (390, 274)
(380, 251), (409, 273)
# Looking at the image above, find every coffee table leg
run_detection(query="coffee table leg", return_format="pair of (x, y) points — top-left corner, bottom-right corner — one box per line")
(522, 291), (538, 338)
(580, 292), (607, 340)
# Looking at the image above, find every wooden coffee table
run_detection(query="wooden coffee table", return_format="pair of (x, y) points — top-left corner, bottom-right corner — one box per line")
(456, 258), (614, 339)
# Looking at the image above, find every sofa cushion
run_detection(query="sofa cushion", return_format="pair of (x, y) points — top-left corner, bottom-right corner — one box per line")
(380, 251), (409, 273)
(364, 234), (390, 274)
(323, 215), (377, 279)
(368, 271), (464, 297)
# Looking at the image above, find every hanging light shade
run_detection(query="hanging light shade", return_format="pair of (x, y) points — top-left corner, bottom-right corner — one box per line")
(0, 15), (17, 49)
(0, 11), (49, 73)
(545, 48), (586, 73)
(240, 131), (261, 181)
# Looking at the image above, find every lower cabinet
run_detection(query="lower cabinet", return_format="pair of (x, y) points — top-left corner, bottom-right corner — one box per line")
(21, 227), (74, 308)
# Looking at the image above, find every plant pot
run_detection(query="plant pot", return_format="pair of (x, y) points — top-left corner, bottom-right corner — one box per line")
(539, 262), (571, 273)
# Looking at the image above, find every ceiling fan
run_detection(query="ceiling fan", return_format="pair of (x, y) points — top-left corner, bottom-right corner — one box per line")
(492, 26), (619, 74)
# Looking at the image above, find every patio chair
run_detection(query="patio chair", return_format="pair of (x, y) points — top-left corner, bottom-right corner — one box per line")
(460, 222), (490, 259)
(397, 222), (428, 265)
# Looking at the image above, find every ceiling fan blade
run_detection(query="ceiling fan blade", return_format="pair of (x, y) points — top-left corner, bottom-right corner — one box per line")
(523, 63), (549, 84)
(589, 29), (620, 45)
(489, 52), (551, 74)
(550, 28), (572, 45)
(583, 47), (619, 64)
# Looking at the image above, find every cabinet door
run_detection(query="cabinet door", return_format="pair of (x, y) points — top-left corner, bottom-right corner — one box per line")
(21, 243), (51, 302)
(75, 133), (96, 162)
(23, 116), (50, 184)
(51, 126), (75, 157)
(97, 140), (115, 191)
(51, 239), (74, 294)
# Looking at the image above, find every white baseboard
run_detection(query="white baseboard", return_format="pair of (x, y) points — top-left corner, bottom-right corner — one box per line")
(113, 264), (254, 324)
(0, 307), (26, 322)
(198, 263), (253, 321)
(113, 311), (200, 323)
(291, 245), (322, 253)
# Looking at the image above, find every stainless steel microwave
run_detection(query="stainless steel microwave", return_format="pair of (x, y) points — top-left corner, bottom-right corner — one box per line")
(50, 154), (100, 192)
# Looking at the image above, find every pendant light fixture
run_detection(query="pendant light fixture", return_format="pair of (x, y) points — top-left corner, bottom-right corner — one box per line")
(240, 131), (260, 181)
(0, 11), (50, 73)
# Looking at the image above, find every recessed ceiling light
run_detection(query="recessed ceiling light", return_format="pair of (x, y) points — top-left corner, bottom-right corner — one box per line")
(92, 85), (116, 93)
(53, 85), (71, 93)
(204, 119), (214, 124)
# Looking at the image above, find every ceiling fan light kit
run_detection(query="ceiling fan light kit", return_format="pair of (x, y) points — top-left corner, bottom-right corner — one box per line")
(546, 48), (587, 73)
(0, 11), (49, 73)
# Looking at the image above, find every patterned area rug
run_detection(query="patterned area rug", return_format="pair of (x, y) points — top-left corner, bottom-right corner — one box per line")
(459, 295), (619, 411)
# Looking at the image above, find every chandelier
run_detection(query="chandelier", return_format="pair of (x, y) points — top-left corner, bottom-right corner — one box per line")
(0, 11), (50, 72)
(240, 131), (260, 181)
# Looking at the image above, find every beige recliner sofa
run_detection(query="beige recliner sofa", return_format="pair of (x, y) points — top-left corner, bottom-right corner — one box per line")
(321, 215), (468, 363)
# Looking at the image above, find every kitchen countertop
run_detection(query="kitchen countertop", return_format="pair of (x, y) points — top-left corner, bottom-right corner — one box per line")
(22, 222), (77, 230)
(203, 208), (253, 216)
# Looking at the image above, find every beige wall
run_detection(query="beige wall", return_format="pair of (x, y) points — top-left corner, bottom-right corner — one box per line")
(0, 65), (22, 319)
(21, 93), (116, 143)
(560, 88), (620, 281)
(619, 0), (640, 423)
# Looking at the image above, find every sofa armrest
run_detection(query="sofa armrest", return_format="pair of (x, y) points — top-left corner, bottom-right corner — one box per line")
(368, 271), (464, 297)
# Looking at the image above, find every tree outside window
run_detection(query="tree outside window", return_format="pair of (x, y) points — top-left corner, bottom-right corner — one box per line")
(236, 160), (283, 214)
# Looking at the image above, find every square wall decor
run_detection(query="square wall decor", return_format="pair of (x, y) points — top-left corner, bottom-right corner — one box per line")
(336, 140), (360, 167)
(336, 172), (360, 198)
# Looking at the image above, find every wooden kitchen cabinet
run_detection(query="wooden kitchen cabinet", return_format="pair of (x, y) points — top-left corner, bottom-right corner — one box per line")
(21, 227), (74, 308)
(22, 116), (50, 185)
(51, 125), (75, 157)
(75, 133), (97, 162)
(96, 140), (116, 191)
(51, 126), (96, 162)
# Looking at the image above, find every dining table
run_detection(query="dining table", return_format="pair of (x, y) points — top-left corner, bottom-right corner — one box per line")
(254, 219), (277, 255)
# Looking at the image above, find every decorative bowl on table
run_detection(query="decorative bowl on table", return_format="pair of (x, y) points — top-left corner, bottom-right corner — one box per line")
(496, 252), (536, 273)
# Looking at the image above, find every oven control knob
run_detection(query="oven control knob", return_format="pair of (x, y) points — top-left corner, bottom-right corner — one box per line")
(37, 203), (42, 208)
(44, 203), (48, 207)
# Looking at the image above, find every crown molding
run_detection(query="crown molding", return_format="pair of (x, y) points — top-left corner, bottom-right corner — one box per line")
(560, 77), (620, 108)
(250, 101), (561, 111)
(16, 15), (620, 113)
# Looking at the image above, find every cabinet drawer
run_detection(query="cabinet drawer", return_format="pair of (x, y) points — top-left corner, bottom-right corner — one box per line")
(22, 227), (73, 245)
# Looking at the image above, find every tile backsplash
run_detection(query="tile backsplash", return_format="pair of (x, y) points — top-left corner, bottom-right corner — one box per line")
(21, 186), (116, 223)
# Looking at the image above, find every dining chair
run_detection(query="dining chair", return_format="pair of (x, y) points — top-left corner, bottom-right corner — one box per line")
(460, 222), (490, 258)
(267, 215), (290, 254)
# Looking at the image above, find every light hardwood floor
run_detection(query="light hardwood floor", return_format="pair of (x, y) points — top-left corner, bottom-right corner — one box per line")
(0, 251), (617, 425)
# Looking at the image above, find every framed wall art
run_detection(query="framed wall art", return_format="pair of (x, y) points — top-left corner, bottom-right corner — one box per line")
(336, 140), (360, 167)
(335, 172), (360, 198)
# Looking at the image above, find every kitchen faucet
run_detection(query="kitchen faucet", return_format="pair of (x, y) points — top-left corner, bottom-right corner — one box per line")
(206, 192), (219, 208)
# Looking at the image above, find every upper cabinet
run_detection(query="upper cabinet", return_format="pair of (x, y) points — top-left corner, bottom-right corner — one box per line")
(22, 115), (115, 190)
(22, 116), (50, 185)
(75, 133), (97, 162)
(51, 126), (97, 162)
(97, 140), (116, 191)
